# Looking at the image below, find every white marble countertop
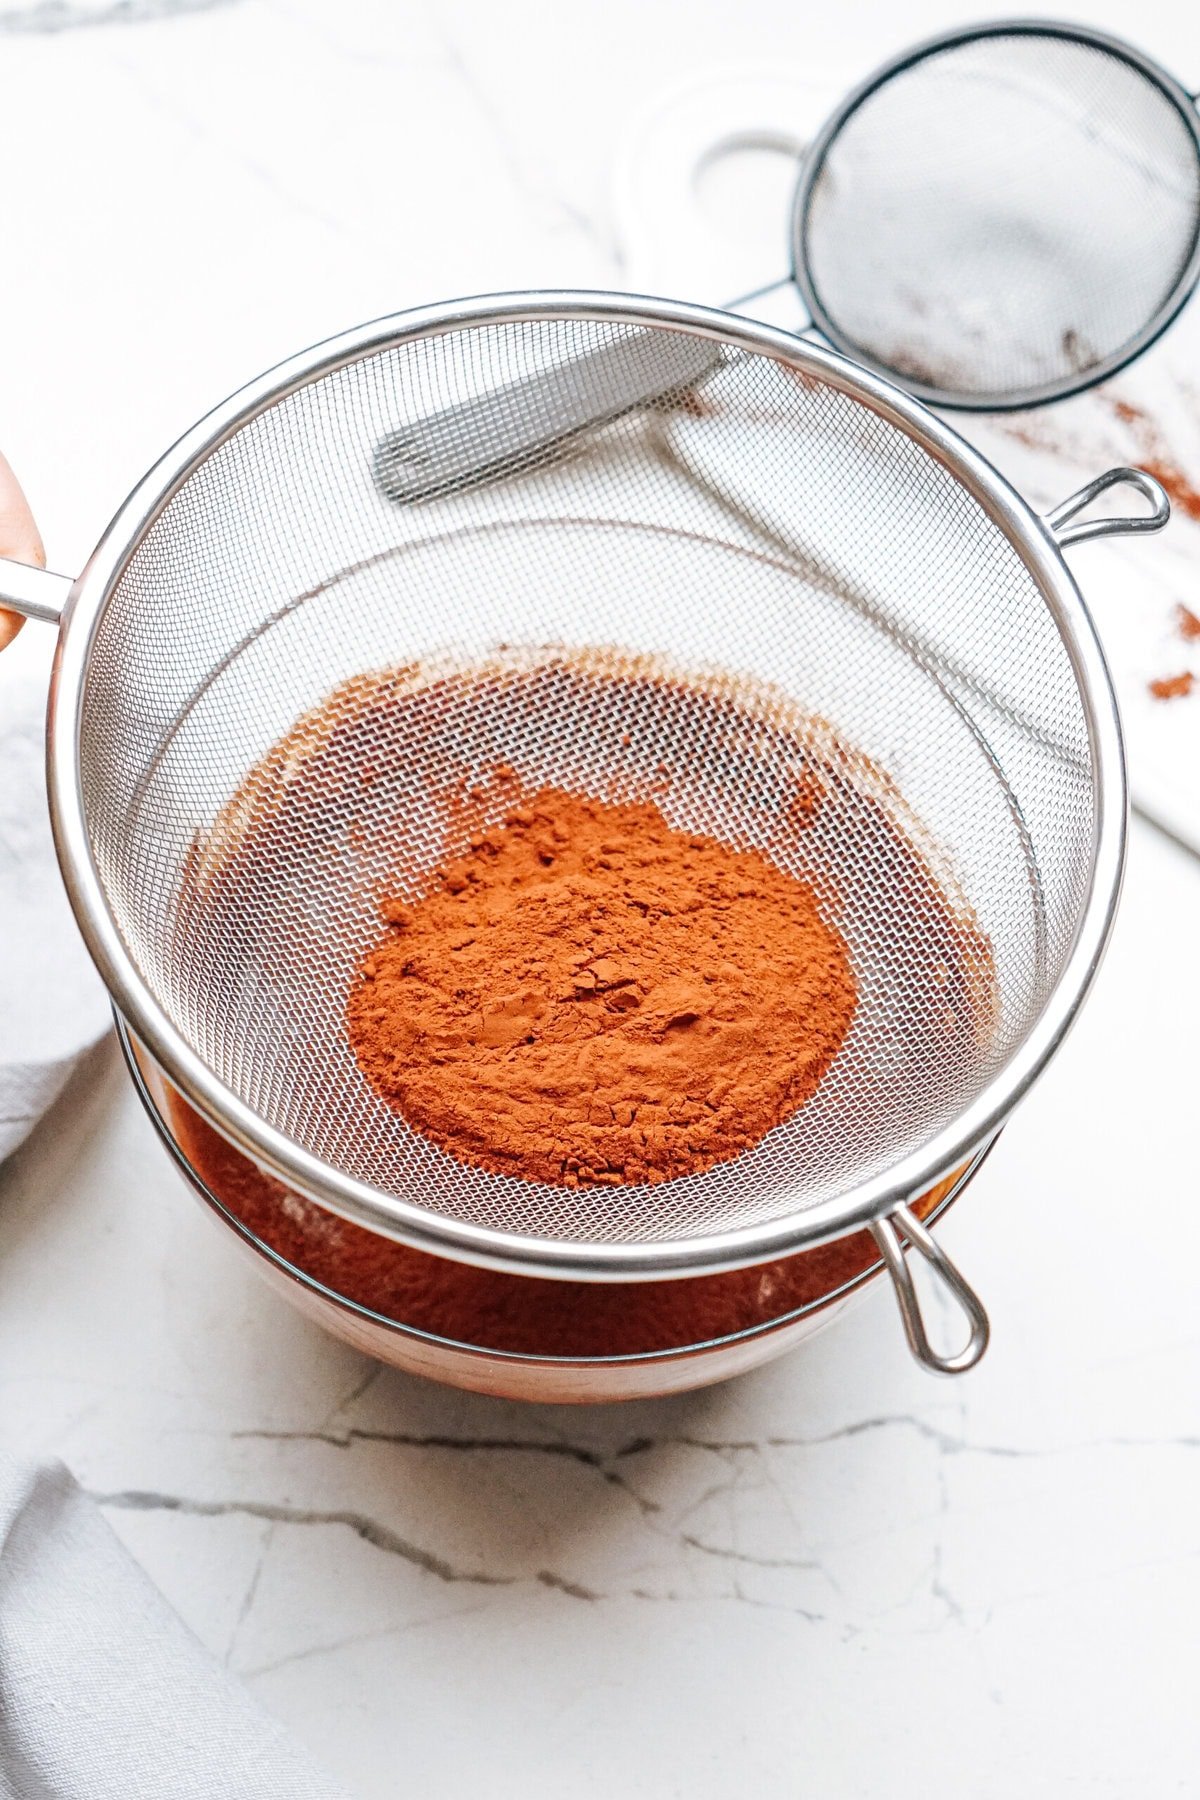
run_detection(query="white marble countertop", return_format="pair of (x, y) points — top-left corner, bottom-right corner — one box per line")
(1, 1), (1198, 1793)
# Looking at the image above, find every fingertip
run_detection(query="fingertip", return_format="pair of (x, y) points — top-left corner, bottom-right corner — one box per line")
(0, 452), (44, 650)
(0, 450), (45, 571)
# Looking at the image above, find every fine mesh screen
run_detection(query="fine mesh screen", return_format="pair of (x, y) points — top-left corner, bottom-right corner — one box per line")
(78, 314), (1097, 1249)
(800, 31), (1200, 406)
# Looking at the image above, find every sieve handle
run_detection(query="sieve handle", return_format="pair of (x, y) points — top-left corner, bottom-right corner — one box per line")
(374, 329), (724, 503)
(1045, 467), (1171, 549)
(870, 1202), (990, 1375)
(0, 557), (71, 625)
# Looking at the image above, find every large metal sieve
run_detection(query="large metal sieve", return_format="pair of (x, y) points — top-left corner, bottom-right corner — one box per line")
(0, 296), (1166, 1372)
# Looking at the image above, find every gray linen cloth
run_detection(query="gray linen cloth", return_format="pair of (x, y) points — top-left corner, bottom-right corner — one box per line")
(0, 647), (350, 1796)
(0, 1452), (351, 1799)
(0, 644), (109, 1161)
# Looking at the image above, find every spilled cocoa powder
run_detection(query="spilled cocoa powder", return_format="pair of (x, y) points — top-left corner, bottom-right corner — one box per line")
(997, 386), (1200, 524)
(1149, 671), (1195, 701)
(1147, 606), (1200, 701)
(346, 784), (858, 1188)
(1109, 398), (1200, 525)
(990, 391), (1200, 704)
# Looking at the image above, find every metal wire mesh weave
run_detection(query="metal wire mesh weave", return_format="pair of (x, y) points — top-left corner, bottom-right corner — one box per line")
(77, 308), (1098, 1253)
(797, 25), (1200, 409)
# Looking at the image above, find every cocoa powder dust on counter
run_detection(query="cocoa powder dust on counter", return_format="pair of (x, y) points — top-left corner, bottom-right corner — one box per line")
(1146, 608), (1200, 701)
(1149, 671), (1195, 701)
(1108, 397), (1200, 525)
(346, 784), (858, 1188)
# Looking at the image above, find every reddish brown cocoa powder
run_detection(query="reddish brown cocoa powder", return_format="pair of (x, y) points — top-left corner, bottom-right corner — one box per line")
(346, 786), (858, 1188)
(1149, 671), (1195, 701)
(1109, 398), (1200, 525)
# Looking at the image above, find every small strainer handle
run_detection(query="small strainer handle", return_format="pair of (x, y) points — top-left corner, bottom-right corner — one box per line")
(870, 1202), (990, 1375)
(373, 328), (724, 504)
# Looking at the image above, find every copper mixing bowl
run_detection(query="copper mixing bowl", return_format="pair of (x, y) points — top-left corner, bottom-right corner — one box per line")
(122, 1025), (986, 1404)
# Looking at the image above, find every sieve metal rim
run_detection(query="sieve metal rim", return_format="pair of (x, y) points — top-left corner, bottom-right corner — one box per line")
(44, 290), (1127, 1281)
(789, 16), (1200, 413)
(117, 1012), (999, 1369)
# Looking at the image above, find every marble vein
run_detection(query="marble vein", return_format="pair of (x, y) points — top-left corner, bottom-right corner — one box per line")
(612, 1419), (1200, 1460)
(90, 1487), (517, 1588)
(430, 7), (623, 272)
(0, 0), (241, 30)
(86, 1483), (833, 1618)
(104, 45), (353, 240)
(232, 1426), (662, 1511)
(325, 1364), (381, 1422)
(928, 1454), (965, 1628)
(678, 1533), (824, 1575)
(224, 1519), (274, 1667)
(241, 1608), (490, 1682)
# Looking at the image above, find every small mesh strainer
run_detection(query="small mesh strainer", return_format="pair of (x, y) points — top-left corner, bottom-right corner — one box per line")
(380, 29), (1200, 496)
(792, 19), (1200, 410)
(0, 296), (1165, 1372)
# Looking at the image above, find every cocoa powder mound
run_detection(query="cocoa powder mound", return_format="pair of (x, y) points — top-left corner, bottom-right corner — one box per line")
(346, 785), (857, 1187)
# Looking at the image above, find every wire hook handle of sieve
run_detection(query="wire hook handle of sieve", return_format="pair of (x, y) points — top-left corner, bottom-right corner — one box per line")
(1044, 466), (1171, 549)
(870, 1202), (990, 1375)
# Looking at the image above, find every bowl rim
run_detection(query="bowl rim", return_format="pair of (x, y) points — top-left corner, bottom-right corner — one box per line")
(119, 1014), (997, 1368)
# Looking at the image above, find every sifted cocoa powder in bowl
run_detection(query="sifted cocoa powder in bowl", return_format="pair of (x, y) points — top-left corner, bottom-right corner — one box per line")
(166, 1091), (963, 1358)
(346, 784), (857, 1187)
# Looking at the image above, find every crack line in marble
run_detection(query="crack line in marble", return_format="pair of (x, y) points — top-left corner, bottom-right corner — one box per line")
(536, 1570), (598, 1602)
(224, 1518), (275, 1667)
(320, 1364), (381, 1430)
(678, 1532), (824, 1574)
(240, 1606), (491, 1682)
(260, 0), (446, 73)
(431, 5), (624, 270)
(929, 1451), (966, 1628)
(88, 1487), (518, 1589)
(105, 45), (354, 240)
(232, 1426), (662, 1511)
(84, 1484), (840, 1617)
(612, 1419), (1200, 1460)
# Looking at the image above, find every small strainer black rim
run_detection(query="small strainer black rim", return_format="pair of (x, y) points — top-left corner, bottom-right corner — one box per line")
(790, 18), (1200, 412)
